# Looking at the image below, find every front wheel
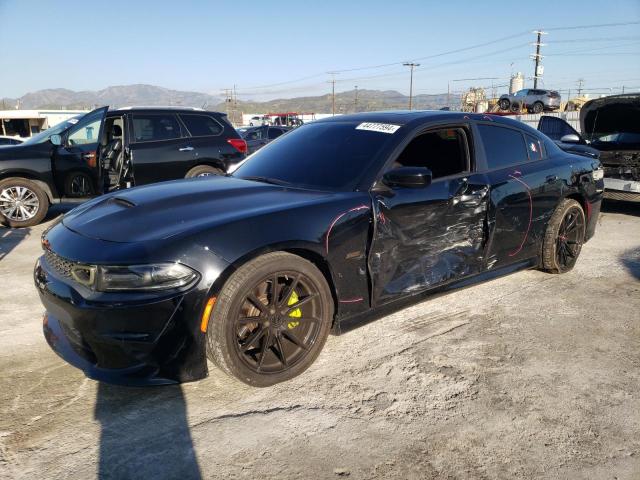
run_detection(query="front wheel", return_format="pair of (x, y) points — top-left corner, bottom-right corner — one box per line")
(499, 99), (510, 111)
(0, 177), (49, 228)
(542, 199), (585, 273)
(206, 252), (334, 386)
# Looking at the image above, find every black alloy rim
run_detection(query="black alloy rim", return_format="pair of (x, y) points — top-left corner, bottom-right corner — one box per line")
(233, 272), (323, 374)
(556, 206), (584, 269)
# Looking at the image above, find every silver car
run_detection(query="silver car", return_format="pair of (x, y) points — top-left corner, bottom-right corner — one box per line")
(499, 89), (561, 114)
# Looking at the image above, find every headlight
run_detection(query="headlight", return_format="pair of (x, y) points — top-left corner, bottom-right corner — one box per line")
(96, 263), (199, 292)
(592, 168), (604, 181)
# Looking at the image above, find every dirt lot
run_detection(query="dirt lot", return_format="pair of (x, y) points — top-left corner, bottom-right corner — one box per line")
(0, 202), (639, 480)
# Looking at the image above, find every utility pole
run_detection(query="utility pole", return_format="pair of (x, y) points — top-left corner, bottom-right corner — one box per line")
(327, 72), (338, 116)
(221, 88), (233, 117)
(354, 86), (358, 112)
(577, 78), (584, 97)
(531, 30), (547, 89)
(447, 81), (450, 110)
(403, 62), (420, 110)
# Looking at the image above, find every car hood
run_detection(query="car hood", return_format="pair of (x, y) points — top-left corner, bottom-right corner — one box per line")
(0, 141), (49, 160)
(62, 176), (334, 243)
(580, 94), (640, 139)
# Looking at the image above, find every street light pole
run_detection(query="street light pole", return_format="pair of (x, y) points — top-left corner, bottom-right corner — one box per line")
(403, 62), (420, 110)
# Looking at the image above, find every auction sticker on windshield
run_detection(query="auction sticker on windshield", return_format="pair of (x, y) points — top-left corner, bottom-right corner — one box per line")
(355, 122), (401, 134)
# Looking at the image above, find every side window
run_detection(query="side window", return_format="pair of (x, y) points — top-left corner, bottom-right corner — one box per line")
(131, 114), (181, 142)
(515, 90), (528, 97)
(390, 128), (469, 179)
(537, 116), (580, 142)
(477, 125), (528, 170)
(245, 129), (263, 141)
(525, 134), (543, 161)
(66, 110), (104, 146)
(268, 128), (285, 140)
(179, 114), (223, 137)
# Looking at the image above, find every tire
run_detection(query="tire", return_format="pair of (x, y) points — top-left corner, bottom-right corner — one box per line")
(541, 199), (586, 274)
(206, 252), (334, 387)
(64, 172), (94, 197)
(532, 102), (544, 114)
(185, 165), (224, 178)
(0, 177), (49, 228)
(510, 102), (521, 113)
(499, 99), (510, 111)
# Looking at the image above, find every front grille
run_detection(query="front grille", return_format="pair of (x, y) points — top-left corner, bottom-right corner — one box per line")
(44, 250), (74, 278)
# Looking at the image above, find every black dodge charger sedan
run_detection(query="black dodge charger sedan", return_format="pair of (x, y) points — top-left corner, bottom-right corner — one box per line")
(35, 111), (604, 387)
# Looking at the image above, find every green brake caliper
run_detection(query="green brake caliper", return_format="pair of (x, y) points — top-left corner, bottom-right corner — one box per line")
(287, 290), (301, 329)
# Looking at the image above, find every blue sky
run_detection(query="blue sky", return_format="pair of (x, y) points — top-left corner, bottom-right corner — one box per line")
(1, 0), (639, 100)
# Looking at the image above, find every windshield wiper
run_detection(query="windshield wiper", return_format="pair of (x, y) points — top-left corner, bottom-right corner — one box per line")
(240, 176), (293, 187)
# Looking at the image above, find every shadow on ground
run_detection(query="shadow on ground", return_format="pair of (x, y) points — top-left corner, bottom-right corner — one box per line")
(95, 383), (201, 479)
(621, 247), (640, 280)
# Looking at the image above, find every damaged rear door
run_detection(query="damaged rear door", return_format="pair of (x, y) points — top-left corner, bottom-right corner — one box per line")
(368, 124), (490, 306)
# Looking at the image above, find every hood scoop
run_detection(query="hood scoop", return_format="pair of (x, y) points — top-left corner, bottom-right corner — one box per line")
(109, 196), (137, 208)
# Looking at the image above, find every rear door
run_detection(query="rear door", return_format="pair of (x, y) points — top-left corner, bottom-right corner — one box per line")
(52, 106), (108, 197)
(475, 122), (562, 268)
(244, 127), (268, 154)
(368, 123), (491, 305)
(127, 112), (193, 185)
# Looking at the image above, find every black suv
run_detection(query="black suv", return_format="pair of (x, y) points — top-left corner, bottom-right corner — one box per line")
(0, 106), (247, 227)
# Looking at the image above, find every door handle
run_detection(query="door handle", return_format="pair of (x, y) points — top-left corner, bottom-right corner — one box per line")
(179, 146), (194, 152)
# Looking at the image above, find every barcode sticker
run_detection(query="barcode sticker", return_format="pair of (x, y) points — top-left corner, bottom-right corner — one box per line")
(355, 122), (401, 134)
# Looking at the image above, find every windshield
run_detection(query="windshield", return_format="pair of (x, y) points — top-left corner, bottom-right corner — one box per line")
(233, 121), (396, 191)
(591, 132), (640, 146)
(21, 114), (85, 145)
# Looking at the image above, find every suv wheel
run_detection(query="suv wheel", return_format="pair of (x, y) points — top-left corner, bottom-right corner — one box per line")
(532, 102), (544, 114)
(0, 177), (49, 228)
(186, 165), (224, 178)
(206, 252), (334, 386)
(499, 99), (510, 111)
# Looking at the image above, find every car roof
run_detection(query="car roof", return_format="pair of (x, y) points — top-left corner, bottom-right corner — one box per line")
(109, 106), (224, 114)
(312, 110), (530, 129)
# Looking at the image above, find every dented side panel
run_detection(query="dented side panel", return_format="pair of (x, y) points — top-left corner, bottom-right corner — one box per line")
(368, 173), (490, 306)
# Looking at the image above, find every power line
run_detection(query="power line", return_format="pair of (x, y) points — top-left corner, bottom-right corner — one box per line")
(545, 20), (640, 31)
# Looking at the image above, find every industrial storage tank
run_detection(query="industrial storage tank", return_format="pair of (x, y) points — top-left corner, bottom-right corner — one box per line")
(510, 72), (524, 94)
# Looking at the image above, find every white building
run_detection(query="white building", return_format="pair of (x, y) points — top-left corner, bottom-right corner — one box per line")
(0, 109), (88, 138)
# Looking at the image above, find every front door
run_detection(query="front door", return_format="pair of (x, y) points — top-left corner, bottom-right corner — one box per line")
(368, 125), (490, 306)
(537, 115), (584, 142)
(52, 106), (108, 197)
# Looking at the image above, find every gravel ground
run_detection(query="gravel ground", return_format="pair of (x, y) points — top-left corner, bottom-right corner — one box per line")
(0, 202), (639, 480)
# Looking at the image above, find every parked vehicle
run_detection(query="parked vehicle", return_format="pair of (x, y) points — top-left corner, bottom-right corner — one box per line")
(538, 94), (640, 202)
(0, 135), (24, 146)
(499, 89), (561, 114)
(240, 125), (291, 154)
(35, 111), (603, 387)
(0, 106), (246, 227)
(249, 115), (269, 126)
(537, 116), (600, 159)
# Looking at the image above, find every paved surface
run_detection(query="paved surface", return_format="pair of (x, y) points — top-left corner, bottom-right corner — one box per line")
(0, 202), (639, 480)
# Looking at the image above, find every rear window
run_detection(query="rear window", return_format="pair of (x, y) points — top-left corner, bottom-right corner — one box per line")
(234, 122), (395, 191)
(179, 114), (223, 137)
(132, 114), (181, 142)
(478, 124), (528, 170)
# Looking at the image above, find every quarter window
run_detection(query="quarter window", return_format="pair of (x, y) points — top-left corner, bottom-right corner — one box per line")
(131, 114), (181, 142)
(478, 125), (528, 170)
(526, 134), (543, 161)
(179, 114), (223, 137)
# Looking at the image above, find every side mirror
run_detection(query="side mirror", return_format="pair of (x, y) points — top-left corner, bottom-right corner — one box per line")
(383, 167), (432, 189)
(560, 133), (581, 144)
(50, 134), (62, 146)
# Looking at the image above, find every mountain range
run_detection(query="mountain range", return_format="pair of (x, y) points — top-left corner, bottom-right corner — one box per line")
(1, 84), (460, 114)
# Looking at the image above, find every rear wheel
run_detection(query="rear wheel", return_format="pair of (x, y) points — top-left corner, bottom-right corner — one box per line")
(186, 165), (224, 178)
(206, 252), (333, 386)
(542, 199), (585, 273)
(0, 177), (49, 228)
(499, 99), (510, 111)
(532, 102), (544, 114)
(65, 172), (94, 197)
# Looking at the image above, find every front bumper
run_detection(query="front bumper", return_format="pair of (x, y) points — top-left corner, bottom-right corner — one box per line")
(34, 237), (230, 385)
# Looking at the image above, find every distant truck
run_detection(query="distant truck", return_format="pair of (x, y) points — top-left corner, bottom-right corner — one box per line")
(538, 94), (640, 202)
